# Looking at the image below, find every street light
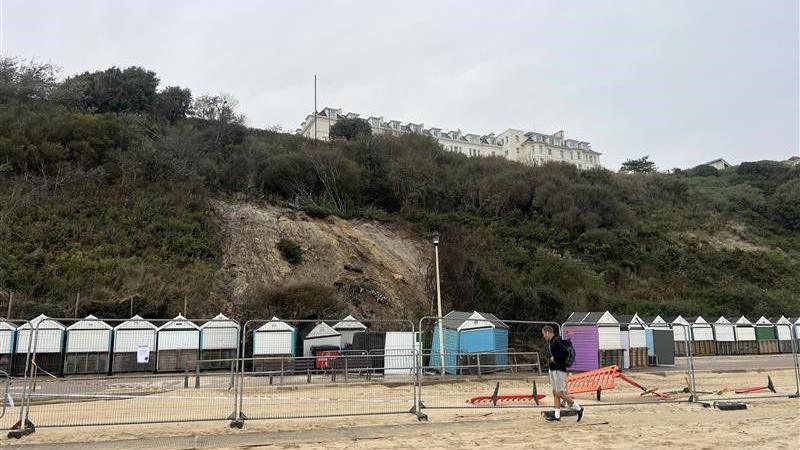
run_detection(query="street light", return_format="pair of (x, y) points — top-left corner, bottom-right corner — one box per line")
(433, 231), (445, 375)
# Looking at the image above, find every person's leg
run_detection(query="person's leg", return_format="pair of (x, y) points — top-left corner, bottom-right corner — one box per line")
(552, 391), (562, 419)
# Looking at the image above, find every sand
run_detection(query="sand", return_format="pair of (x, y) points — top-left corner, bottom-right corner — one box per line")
(1, 367), (798, 449)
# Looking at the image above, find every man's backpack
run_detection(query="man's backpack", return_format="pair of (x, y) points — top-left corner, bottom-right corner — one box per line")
(563, 339), (576, 367)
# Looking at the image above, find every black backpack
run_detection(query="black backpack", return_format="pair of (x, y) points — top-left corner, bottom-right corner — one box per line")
(562, 339), (576, 367)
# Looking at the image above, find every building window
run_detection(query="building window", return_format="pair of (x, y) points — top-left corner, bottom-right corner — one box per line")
(547, 148), (552, 156)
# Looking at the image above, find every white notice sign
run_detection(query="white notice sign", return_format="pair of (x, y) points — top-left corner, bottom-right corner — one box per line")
(137, 345), (150, 364)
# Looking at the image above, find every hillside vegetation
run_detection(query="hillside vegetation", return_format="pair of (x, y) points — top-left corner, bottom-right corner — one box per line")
(1, 58), (798, 322)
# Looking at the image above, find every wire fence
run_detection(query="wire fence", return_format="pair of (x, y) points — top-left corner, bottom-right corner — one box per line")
(0, 315), (796, 439)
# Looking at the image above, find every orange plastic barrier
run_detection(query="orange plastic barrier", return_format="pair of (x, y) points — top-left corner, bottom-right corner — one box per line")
(567, 365), (667, 400)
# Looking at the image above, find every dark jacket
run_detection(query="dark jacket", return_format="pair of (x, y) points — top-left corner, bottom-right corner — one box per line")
(548, 335), (570, 372)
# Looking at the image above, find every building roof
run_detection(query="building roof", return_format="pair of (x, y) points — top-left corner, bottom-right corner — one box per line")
(698, 158), (732, 168)
(199, 313), (239, 329)
(66, 314), (113, 331)
(114, 315), (157, 331)
(333, 315), (367, 331)
(19, 314), (65, 330)
(566, 311), (617, 325)
(157, 314), (200, 331)
(441, 310), (508, 330)
(255, 316), (295, 332)
(306, 322), (340, 339)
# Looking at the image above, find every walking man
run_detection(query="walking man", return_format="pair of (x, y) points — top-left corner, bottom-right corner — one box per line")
(542, 325), (584, 422)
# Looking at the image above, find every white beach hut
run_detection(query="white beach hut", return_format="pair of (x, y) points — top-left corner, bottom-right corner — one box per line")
(64, 315), (113, 374)
(733, 316), (758, 354)
(156, 315), (200, 372)
(113, 315), (158, 372)
(302, 322), (341, 357)
(332, 315), (367, 348)
(252, 317), (297, 373)
(14, 315), (65, 376)
(712, 316), (736, 355)
(199, 313), (239, 369)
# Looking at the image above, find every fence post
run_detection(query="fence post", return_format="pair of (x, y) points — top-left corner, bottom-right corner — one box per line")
(195, 360), (200, 389)
(476, 354), (482, 377)
(280, 357), (284, 384)
(344, 353), (349, 383)
(184, 366), (189, 389)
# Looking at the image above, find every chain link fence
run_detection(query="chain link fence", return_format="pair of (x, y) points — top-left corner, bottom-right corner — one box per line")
(0, 315), (797, 439)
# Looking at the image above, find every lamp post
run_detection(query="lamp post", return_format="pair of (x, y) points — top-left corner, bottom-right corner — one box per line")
(433, 231), (445, 375)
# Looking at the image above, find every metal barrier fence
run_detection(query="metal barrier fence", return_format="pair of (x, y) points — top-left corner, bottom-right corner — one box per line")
(0, 315), (797, 439)
(235, 318), (417, 425)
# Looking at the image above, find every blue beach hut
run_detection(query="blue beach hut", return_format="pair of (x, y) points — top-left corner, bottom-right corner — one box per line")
(429, 311), (509, 375)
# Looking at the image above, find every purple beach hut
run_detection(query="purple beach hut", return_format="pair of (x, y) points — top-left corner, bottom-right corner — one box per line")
(562, 313), (599, 371)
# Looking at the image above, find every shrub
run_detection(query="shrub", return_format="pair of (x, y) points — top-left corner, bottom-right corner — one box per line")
(277, 239), (303, 264)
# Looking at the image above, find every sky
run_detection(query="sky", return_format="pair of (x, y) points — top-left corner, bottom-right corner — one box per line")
(2, 0), (798, 170)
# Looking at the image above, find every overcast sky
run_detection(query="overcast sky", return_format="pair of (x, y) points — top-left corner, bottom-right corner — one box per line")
(3, 0), (798, 169)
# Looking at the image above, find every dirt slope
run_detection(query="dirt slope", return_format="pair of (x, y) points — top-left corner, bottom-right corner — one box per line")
(211, 200), (431, 321)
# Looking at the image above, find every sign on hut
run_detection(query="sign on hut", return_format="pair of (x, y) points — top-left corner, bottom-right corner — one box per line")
(112, 315), (157, 373)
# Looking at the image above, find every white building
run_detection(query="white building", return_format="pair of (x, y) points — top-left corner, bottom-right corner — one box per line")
(298, 107), (602, 170)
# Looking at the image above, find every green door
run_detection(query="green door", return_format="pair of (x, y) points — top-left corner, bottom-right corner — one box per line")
(755, 326), (777, 340)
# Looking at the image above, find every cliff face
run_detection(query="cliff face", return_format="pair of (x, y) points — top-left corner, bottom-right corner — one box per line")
(212, 200), (432, 321)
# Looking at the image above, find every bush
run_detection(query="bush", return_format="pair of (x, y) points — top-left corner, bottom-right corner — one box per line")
(277, 239), (303, 264)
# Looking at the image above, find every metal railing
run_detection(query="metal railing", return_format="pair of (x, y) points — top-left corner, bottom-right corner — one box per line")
(0, 315), (796, 439)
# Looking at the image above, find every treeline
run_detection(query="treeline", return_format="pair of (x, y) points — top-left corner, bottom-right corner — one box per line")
(0, 57), (798, 322)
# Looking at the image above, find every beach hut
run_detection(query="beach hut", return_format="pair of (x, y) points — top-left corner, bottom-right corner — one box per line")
(733, 316), (758, 355)
(754, 316), (779, 354)
(669, 316), (690, 356)
(64, 315), (113, 375)
(430, 311), (509, 375)
(0, 320), (16, 373)
(14, 315), (65, 377)
(641, 317), (675, 366)
(774, 316), (794, 353)
(252, 317), (296, 372)
(351, 331), (387, 373)
(562, 311), (623, 371)
(112, 315), (157, 372)
(616, 314), (647, 368)
(156, 315), (200, 372)
(199, 314), (239, 370)
(712, 316), (736, 355)
(302, 322), (341, 357)
(332, 315), (367, 349)
(688, 316), (715, 356)
(383, 331), (419, 376)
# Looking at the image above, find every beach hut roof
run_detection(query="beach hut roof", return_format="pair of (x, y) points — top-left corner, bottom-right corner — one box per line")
(19, 314), (65, 330)
(255, 316), (295, 332)
(687, 316), (710, 325)
(66, 314), (112, 330)
(199, 313), (238, 329)
(774, 316), (791, 325)
(114, 315), (157, 330)
(568, 311), (617, 325)
(735, 316), (753, 326)
(755, 316), (772, 325)
(669, 315), (687, 324)
(157, 314), (199, 331)
(714, 316), (732, 324)
(332, 315), (367, 331)
(442, 310), (508, 330)
(0, 320), (17, 331)
(639, 316), (655, 324)
(652, 315), (667, 323)
(306, 322), (340, 339)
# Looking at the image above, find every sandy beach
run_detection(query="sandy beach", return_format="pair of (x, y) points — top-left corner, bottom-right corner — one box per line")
(0, 366), (797, 449)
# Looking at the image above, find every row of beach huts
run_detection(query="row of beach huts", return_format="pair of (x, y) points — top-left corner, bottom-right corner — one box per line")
(0, 310), (796, 378)
(563, 312), (800, 372)
(0, 313), (419, 377)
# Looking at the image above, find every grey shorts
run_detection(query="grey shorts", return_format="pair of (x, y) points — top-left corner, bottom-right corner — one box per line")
(549, 369), (567, 393)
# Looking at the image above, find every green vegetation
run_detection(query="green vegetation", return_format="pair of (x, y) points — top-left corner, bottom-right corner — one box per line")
(330, 117), (372, 140)
(277, 239), (303, 265)
(1, 57), (798, 321)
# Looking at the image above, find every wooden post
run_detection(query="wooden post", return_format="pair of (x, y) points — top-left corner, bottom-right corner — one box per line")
(74, 293), (80, 317)
(183, 296), (187, 316)
(6, 291), (12, 319)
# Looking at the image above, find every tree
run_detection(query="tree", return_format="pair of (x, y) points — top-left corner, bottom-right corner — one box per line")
(772, 179), (800, 230)
(330, 118), (372, 140)
(59, 66), (160, 114)
(155, 86), (192, 123)
(0, 57), (59, 104)
(191, 94), (245, 145)
(619, 156), (657, 174)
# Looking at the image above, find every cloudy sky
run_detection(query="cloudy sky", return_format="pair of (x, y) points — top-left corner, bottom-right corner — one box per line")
(3, 0), (798, 169)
